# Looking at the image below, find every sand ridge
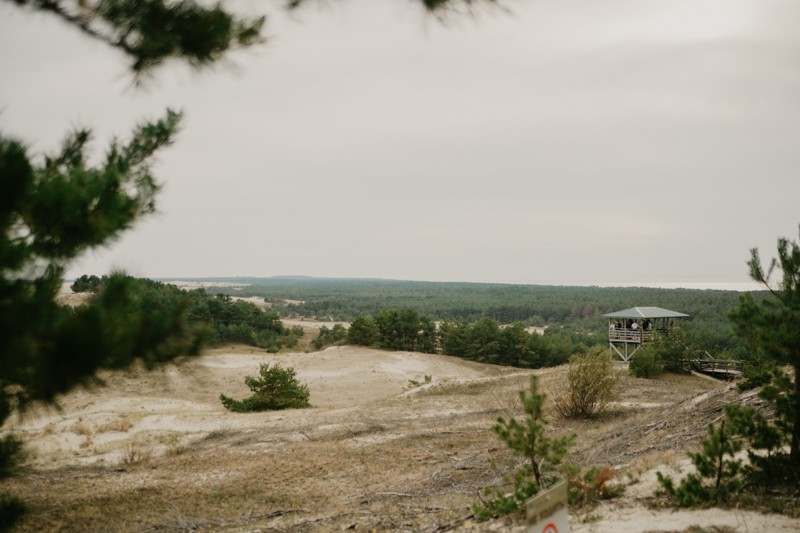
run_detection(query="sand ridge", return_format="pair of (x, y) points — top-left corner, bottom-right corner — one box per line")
(2, 341), (798, 532)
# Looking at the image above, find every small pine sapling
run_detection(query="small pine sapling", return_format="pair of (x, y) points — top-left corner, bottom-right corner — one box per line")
(220, 363), (311, 412)
(473, 376), (575, 519)
(657, 420), (743, 507)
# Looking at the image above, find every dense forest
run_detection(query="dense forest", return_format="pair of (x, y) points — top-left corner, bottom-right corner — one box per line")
(72, 275), (303, 352)
(70, 275), (767, 361)
(339, 309), (605, 368)
(182, 276), (762, 358)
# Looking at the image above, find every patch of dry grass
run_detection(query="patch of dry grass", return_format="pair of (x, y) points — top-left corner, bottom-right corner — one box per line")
(96, 418), (133, 433)
(2, 353), (779, 533)
(71, 421), (93, 436)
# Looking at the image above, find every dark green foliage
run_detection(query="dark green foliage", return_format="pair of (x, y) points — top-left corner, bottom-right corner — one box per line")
(473, 376), (574, 519)
(323, 308), (599, 369)
(3, 2), (265, 520)
(334, 308), (437, 353)
(287, 0), (502, 15)
(209, 277), (762, 371)
(653, 329), (690, 372)
(630, 328), (689, 373)
(628, 345), (662, 378)
(2, 271), (204, 418)
(737, 355), (781, 391)
(686, 420), (743, 493)
(437, 319), (597, 368)
(0, 437), (22, 480)
(374, 308), (426, 351)
(347, 316), (379, 346)
(0, 435), (25, 531)
(69, 276), (302, 353)
(312, 324), (348, 350)
(728, 225), (800, 467)
(17, 0), (265, 75)
(725, 403), (791, 485)
(0, 495), (26, 533)
(219, 363), (310, 412)
(1, 115), (195, 428)
(657, 227), (800, 512)
(539, 327), (597, 367)
(657, 421), (743, 507)
(417, 315), (438, 353)
(466, 317), (501, 362)
(184, 291), (299, 350)
(70, 274), (107, 293)
(329, 308), (599, 367)
(438, 319), (471, 357)
(498, 323), (534, 367)
(1, 113), (204, 419)
(1, 111), (178, 270)
(208, 277), (756, 340)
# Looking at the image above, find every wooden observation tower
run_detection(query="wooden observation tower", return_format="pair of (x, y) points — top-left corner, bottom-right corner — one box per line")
(602, 307), (689, 362)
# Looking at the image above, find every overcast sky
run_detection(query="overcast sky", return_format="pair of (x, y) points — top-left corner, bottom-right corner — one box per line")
(2, 0), (798, 289)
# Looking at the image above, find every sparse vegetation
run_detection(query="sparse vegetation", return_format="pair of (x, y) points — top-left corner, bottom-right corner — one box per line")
(552, 347), (621, 419)
(312, 324), (348, 350)
(728, 225), (800, 468)
(162, 434), (187, 456)
(657, 420), (743, 507)
(119, 442), (151, 466)
(629, 346), (663, 378)
(563, 465), (624, 508)
(406, 375), (432, 389)
(71, 422), (93, 436)
(657, 226), (800, 511)
(97, 419), (133, 433)
(220, 363), (311, 412)
(473, 376), (574, 519)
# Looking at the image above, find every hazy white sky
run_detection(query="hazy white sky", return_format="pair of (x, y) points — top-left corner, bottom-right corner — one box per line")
(2, 0), (798, 288)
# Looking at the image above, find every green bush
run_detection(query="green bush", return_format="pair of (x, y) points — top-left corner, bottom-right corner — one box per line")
(347, 316), (378, 346)
(655, 329), (689, 372)
(312, 324), (348, 350)
(552, 347), (621, 419)
(70, 274), (106, 293)
(219, 363), (311, 412)
(629, 346), (662, 378)
(657, 420), (743, 507)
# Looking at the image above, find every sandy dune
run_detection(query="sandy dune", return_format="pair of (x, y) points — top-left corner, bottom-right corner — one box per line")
(2, 343), (798, 532)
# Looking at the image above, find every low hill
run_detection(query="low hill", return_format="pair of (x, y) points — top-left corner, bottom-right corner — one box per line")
(2, 341), (798, 532)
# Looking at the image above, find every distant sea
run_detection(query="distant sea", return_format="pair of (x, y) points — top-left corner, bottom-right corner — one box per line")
(584, 281), (765, 292)
(62, 278), (767, 292)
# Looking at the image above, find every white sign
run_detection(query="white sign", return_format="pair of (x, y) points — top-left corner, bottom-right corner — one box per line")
(526, 479), (569, 533)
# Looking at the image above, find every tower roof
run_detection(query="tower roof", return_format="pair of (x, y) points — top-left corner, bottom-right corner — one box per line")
(602, 307), (689, 319)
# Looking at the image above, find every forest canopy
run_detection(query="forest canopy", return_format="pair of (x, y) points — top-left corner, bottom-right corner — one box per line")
(72, 276), (303, 352)
(195, 276), (761, 359)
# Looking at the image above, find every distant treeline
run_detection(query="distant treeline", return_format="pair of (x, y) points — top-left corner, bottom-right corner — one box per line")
(329, 309), (604, 368)
(72, 275), (303, 352)
(196, 277), (762, 358)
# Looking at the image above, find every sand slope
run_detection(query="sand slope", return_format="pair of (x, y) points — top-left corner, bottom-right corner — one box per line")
(2, 343), (798, 532)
